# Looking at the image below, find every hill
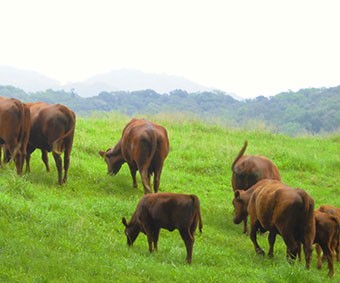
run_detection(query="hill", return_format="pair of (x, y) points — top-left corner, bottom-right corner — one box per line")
(1, 85), (339, 136)
(0, 66), (60, 92)
(0, 66), (215, 97)
(0, 114), (339, 282)
(63, 69), (214, 97)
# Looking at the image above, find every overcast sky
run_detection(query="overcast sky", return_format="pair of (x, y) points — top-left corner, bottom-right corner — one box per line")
(1, 0), (339, 98)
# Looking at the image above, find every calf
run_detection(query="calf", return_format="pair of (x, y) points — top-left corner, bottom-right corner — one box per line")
(233, 179), (315, 268)
(314, 210), (340, 277)
(100, 118), (169, 194)
(122, 192), (203, 263)
(231, 141), (281, 233)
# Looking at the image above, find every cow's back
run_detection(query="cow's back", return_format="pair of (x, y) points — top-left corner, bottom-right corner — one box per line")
(138, 193), (200, 230)
(249, 180), (314, 235)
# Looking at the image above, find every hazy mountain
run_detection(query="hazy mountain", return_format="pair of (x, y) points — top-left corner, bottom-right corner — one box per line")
(63, 69), (213, 97)
(0, 66), (217, 98)
(0, 66), (61, 92)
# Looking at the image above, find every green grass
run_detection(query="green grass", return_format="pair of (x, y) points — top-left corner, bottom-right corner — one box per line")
(0, 112), (339, 282)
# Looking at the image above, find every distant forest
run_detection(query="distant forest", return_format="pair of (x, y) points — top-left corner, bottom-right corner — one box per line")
(1, 85), (339, 136)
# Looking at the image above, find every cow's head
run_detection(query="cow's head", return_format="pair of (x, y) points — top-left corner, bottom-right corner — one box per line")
(232, 190), (248, 224)
(99, 147), (125, 175)
(122, 217), (140, 246)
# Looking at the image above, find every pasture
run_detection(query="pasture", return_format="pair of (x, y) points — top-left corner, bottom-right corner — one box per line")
(0, 112), (339, 282)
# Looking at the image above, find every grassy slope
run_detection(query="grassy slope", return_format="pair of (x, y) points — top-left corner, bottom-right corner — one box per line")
(0, 112), (339, 282)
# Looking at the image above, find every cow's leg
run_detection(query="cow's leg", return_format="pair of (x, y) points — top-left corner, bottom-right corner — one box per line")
(282, 234), (299, 264)
(316, 243), (322, 269)
(320, 242), (334, 277)
(302, 235), (314, 269)
(62, 138), (74, 183)
(250, 221), (264, 255)
(179, 229), (194, 264)
(153, 228), (160, 251)
(41, 150), (50, 172)
(4, 147), (11, 163)
(128, 163), (138, 188)
(267, 229), (277, 258)
(242, 217), (248, 234)
(25, 146), (35, 173)
(153, 165), (163, 193)
(52, 152), (63, 185)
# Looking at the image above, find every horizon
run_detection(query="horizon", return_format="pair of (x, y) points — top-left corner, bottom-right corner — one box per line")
(1, 1), (340, 98)
(1, 64), (340, 99)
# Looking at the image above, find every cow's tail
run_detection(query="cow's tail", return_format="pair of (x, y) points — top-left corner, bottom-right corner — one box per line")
(297, 189), (315, 267)
(231, 140), (248, 172)
(330, 215), (340, 253)
(150, 129), (158, 160)
(12, 101), (29, 161)
(298, 189), (315, 235)
(52, 113), (75, 155)
(191, 195), (203, 233)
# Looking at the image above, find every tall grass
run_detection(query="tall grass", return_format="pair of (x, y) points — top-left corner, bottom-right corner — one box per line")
(0, 112), (339, 282)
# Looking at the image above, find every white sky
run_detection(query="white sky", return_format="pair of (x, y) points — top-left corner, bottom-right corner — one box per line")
(1, 0), (340, 98)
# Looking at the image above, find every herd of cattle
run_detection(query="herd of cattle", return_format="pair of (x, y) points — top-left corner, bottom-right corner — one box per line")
(0, 97), (75, 184)
(0, 97), (339, 277)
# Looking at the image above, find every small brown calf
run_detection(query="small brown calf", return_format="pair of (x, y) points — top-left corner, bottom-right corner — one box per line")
(122, 192), (202, 263)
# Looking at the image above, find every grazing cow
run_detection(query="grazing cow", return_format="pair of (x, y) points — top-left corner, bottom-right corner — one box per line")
(233, 179), (315, 268)
(26, 102), (76, 185)
(122, 192), (203, 263)
(231, 141), (281, 233)
(314, 209), (340, 277)
(0, 97), (30, 175)
(99, 118), (169, 194)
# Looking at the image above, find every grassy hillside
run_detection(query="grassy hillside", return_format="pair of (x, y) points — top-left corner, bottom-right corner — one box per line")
(0, 112), (339, 282)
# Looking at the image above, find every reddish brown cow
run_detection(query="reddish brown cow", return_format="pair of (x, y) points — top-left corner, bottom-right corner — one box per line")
(313, 209), (340, 277)
(233, 179), (315, 268)
(231, 141), (281, 233)
(122, 192), (203, 263)
(317, 205), (340, 263)
(99, 118), (169, 194)
(0, 97), (30, 175)
(26, 102), (76, 185)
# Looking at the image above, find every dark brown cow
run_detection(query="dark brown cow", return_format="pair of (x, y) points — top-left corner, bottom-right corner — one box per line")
(26, 102), (76, 185)
(314, 209), (340, 277)
(231, 141), (281, 233)
(0, 97), (30, 175)
(233, 179), (315, 268)
(99, 118), (169, 194)
(122, 192), (203, 263)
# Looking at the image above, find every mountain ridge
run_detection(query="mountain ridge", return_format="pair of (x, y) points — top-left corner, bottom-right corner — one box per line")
(0, 66), (226, 98)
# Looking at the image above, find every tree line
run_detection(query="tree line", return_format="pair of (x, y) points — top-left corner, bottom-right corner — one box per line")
(1, 85), (339, 136)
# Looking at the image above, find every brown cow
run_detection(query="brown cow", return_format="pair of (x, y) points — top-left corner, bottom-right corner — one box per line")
(233, 179), (315, 268)
(99, 118), (169, 194)
(0, 97), (30, 175)
(231, 141), (281, 233)
(26, 102), (76, 185)
(122, 192), (203, 263)
(314, 209), (340, 277)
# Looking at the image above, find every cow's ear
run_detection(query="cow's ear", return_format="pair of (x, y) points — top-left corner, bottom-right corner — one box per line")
(122, 217), (128, 227)
(99, 151), (106, 158)
(234, 190), (241, 200)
